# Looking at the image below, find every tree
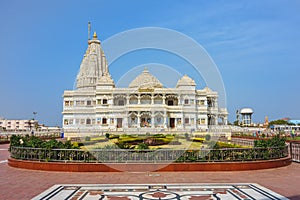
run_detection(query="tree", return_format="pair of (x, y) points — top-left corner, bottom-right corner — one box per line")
(268, 119), (293, 127)
(233, 120), (240, 126)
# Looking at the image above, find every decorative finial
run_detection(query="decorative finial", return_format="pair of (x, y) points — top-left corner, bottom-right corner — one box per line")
(93, 31), (97, 39)
(143, 67), (149, 73)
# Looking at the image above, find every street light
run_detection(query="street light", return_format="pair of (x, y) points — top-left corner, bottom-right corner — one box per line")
(33, 112), (37, 120)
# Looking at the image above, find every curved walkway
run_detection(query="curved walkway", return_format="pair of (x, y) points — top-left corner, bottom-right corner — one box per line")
(0, 144), (299, 199)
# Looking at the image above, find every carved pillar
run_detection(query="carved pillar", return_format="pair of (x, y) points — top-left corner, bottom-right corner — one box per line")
(124, 112), (128, 128)
(138, 94), (141, 104)
(162, 94), (166, 105)
(151, 112), (155, 128)
(163, 110), (167, 128)
(137, 112), (141, 127)
(178, 95), (181, 105)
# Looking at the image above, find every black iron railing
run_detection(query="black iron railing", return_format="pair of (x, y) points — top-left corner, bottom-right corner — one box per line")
(290, 142), (300, 162)
(10, 146), (289, 163)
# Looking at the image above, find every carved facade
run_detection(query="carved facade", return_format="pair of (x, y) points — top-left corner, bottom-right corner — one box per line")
(62, 32), (228, 134)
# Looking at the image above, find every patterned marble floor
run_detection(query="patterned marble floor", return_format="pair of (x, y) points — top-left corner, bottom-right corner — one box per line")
(32, 183), (288, 200)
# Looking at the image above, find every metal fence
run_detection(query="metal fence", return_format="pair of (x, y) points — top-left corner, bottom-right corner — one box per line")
(290, 142), (300, 162)
(10, 146), (289, 163)
(218, 137), (254, 147)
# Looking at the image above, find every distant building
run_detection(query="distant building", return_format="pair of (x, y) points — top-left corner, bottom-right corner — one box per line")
(270, 124), (300, 132)
(288, 119), (300, 125)
(62, 31), (228, 135)
(0, 119), (38, 131)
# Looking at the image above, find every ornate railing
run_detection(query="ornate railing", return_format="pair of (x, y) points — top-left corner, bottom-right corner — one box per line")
(218, 137), (254, 147)
(290, 142), (300, 162)
(10, 146), (289, 163)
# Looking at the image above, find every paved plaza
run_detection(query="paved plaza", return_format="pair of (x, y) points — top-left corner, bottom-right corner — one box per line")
(1, 143), (300, 199)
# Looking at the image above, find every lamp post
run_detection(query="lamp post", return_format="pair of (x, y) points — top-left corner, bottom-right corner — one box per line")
(33, 112), (37, 120)
(32, 112), (37, 132)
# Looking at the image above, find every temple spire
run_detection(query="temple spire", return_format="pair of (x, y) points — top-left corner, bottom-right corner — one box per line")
(76, 28), (110, 90)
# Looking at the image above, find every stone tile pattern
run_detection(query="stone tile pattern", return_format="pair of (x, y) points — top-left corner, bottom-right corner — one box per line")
(32, 184), (287, 200)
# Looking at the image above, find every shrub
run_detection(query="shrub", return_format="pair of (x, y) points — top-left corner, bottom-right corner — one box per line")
(136, 143), (149, 150)
(205, 134), (211, 141)
(254, 134), (286, 148)
(153, 134), (165, 138)
(9, 135), (79, 150)
(115, 142), (131, 149)
(85, 136), (91, 141)
(103, 144), (119, 149)
(105, 133), (110, 139)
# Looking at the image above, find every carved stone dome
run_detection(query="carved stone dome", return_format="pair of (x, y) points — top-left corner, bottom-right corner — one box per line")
(129, 68), (163, 88)
(176, 75), (196, 87)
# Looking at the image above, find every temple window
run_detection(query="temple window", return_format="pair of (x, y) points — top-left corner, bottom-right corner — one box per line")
(103, 99), (108, 105)
(86, 119), (91, 124)
(191, 118), (194, 124)
(102, 118), (107, 124)
(129, 95), (138, 104)
(69, 119), (73, 124)
(200, 100), (205, 105)
(118, 100), (124, 106)
(166, 95), (178, 106)
(87, 100), (91, 106)
(184, 99), (189, 105)
(154, 95), (163, 104)
(141, 95), (151, 104)
(64, 101), (70, 106)
(167, 100), (174, 106)
(184, 118), (189, 124)
(64, 119), (68, 125)
(97, 99), (101, 104)
(110, 118), (114, 124)
(207, 98), (213, 107)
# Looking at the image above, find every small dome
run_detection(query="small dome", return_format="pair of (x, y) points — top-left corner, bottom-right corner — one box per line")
(240, 108), (254, 114)
(129, 68), (163, 88)
(176, 75), (196, 87)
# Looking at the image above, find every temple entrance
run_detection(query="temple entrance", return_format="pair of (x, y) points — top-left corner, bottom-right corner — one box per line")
(140, 112), (152, 127)
(117, 118), (122, 128)
(169, 118), (175, 128)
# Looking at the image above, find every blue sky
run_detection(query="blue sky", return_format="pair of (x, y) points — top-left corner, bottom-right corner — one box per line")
(0, 0), (299, 126)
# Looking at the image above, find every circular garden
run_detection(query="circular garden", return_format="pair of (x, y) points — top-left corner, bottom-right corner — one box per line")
(8, 132), (291, 171)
